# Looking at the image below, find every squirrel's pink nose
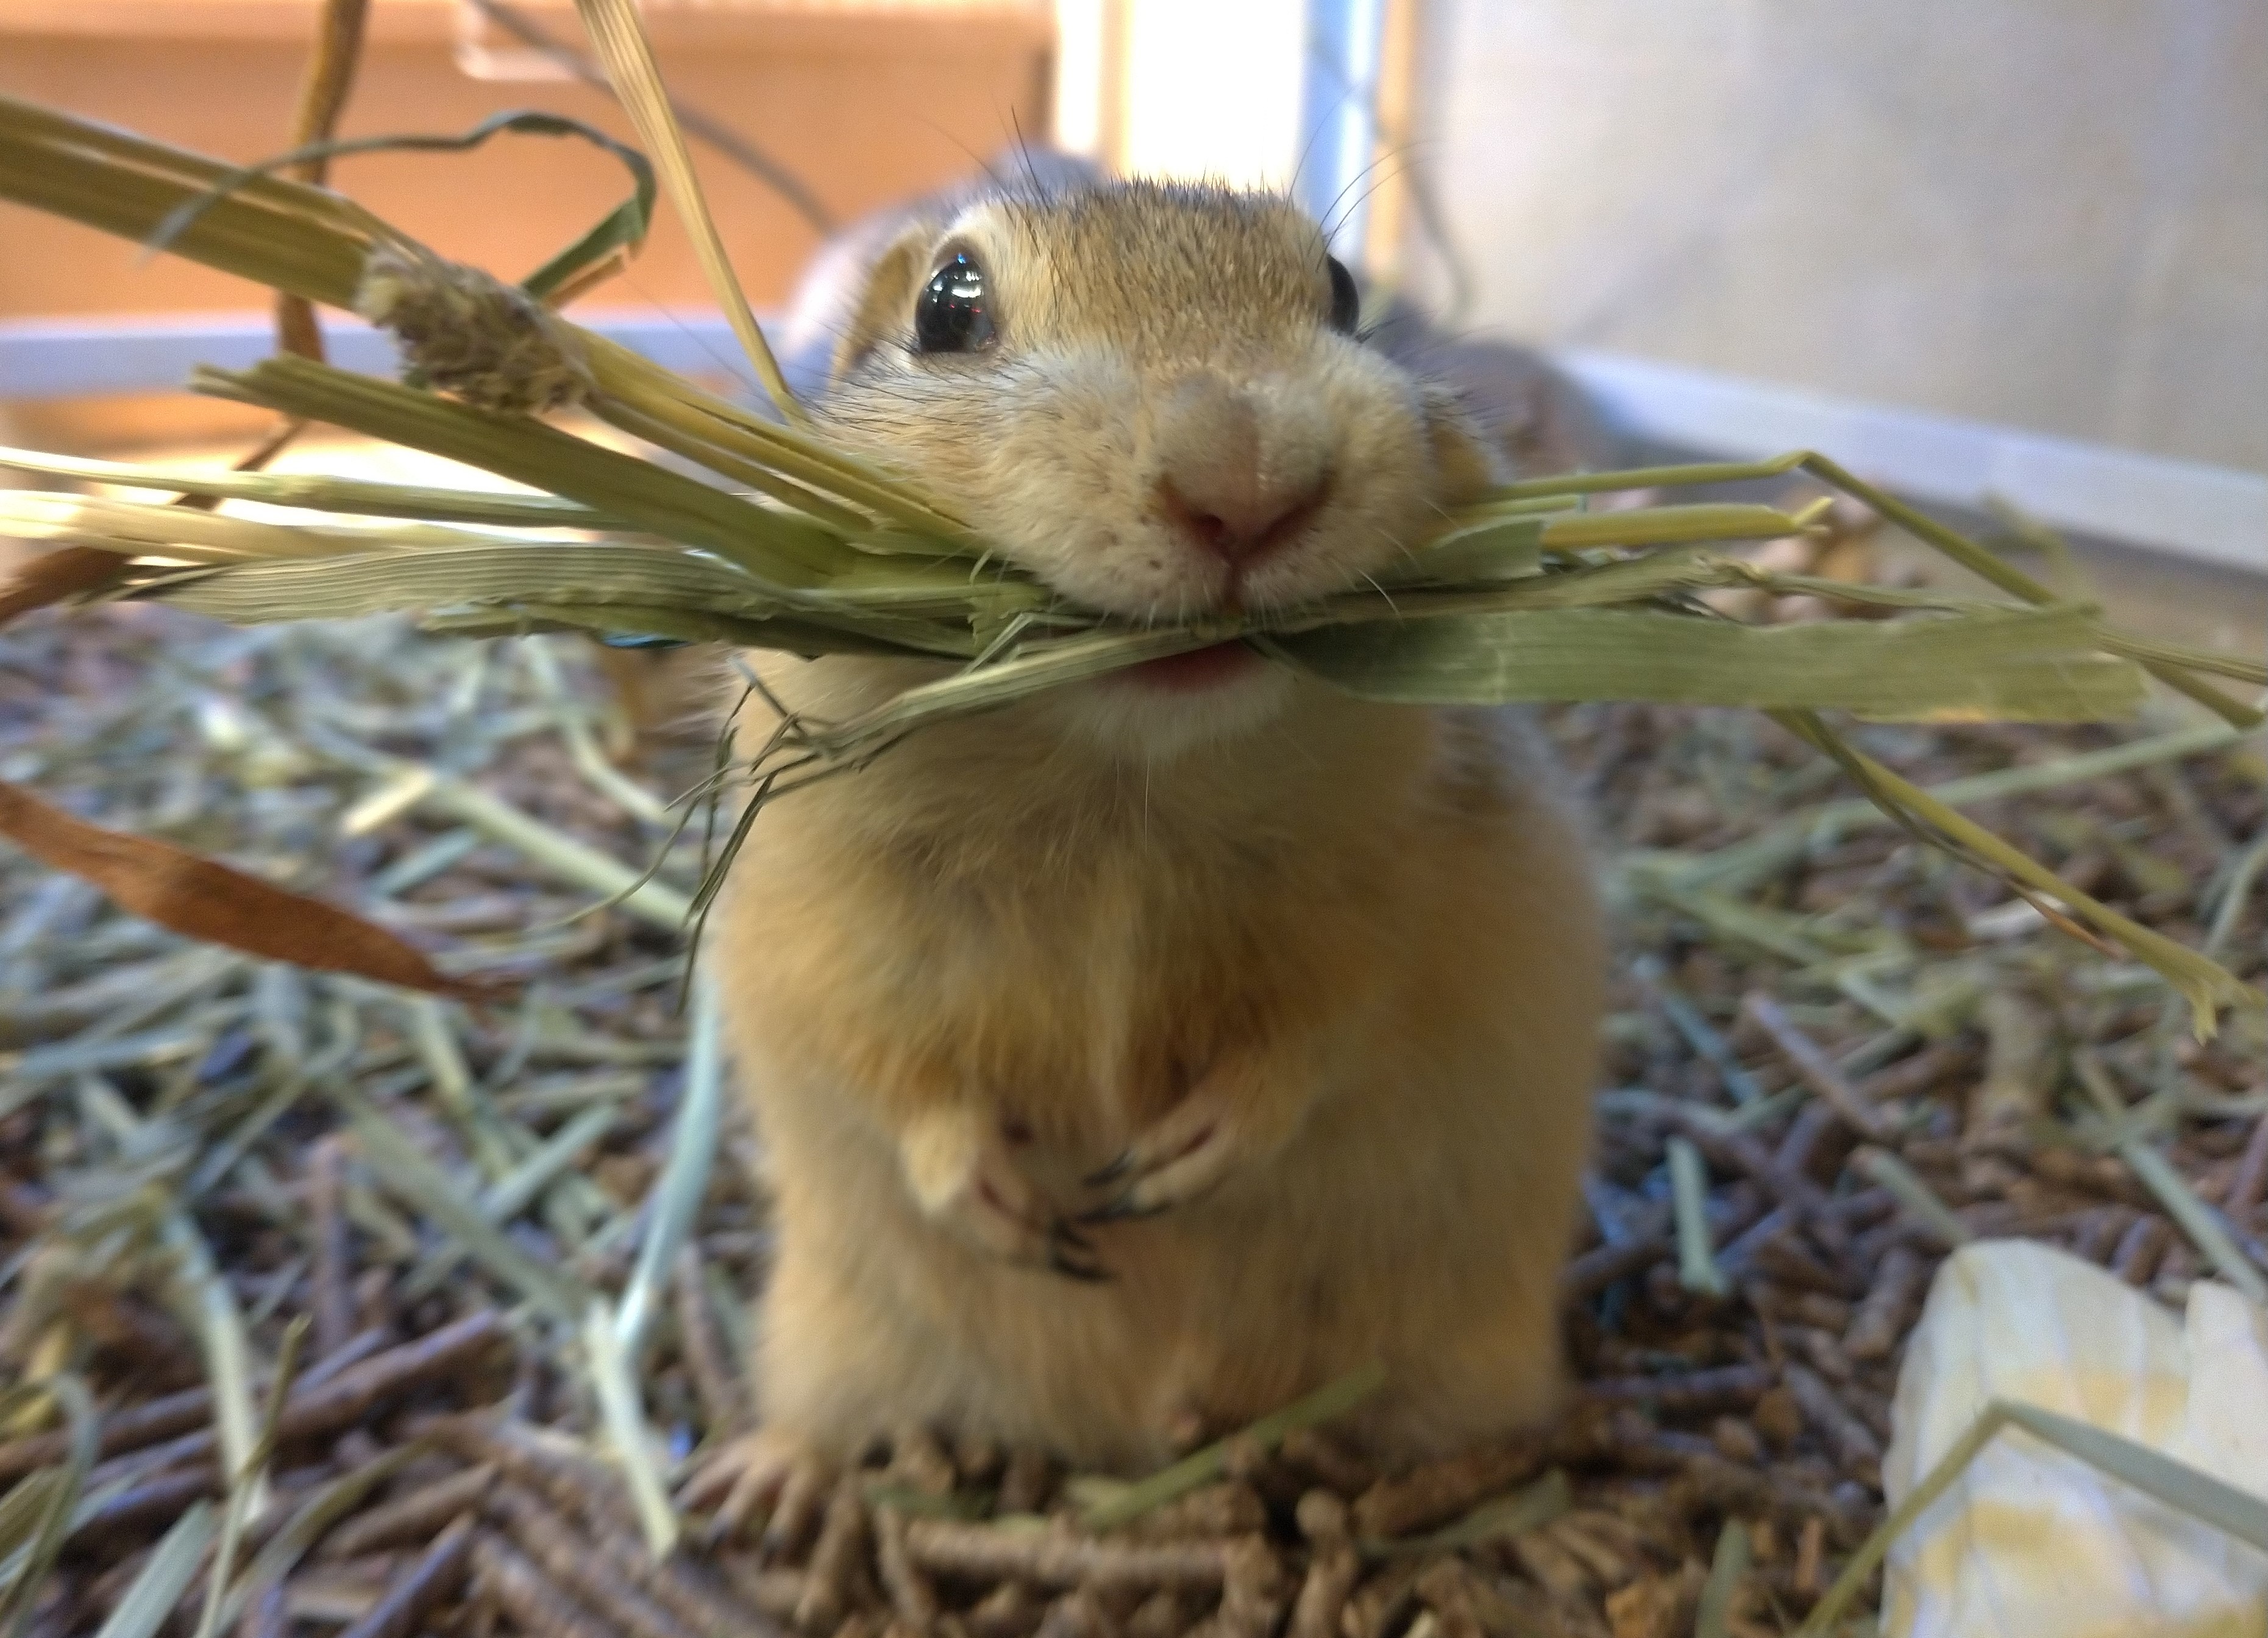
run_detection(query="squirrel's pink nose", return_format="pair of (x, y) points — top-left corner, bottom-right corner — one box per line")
(1154, 373), (1328, 567)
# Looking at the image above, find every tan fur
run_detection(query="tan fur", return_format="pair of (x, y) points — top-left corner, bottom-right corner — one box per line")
(709, 176), (1605, 1473)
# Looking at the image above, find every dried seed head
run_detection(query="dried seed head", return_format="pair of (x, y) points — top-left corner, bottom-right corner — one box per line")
(356, 245), (591, 416)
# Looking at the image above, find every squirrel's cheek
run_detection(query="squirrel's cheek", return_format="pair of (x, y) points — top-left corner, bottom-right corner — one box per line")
(967, 373), (1152, 572)
(1421, 397), (1504, 506)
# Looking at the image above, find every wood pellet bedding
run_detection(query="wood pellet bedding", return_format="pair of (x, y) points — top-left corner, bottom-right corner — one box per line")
(0, 599), (2258, 1637)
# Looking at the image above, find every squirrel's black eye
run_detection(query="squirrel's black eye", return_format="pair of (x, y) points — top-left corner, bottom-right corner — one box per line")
(915, 252), (996, 353)
(1325, 255), (1361, 334)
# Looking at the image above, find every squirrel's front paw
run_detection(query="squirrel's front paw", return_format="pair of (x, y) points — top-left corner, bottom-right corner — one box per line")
(899, 1105), (1107, 1282)
(680, 1425), (833, 1551)
(1082, 1055), (1303, 1220)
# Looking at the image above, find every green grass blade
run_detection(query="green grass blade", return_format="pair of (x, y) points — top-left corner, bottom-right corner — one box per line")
(584, 1304), (679, 1555)
(1538, 502), (1813, 550)
(145, 108), (654, 305)
(1484, 447), (2259, 725)
(321, 737), (694, 929)
(1376, 515), (1545, 587)
(592, 394), (870, 531)
(1799, 1403), (2003, 1637)
(1, 491), (381, 564)
(2119, 1139), (2268, 1305)
(195, 357), (844, 585)
(0, 94), (378, 306)
(1694, 1520), (1751, 1638)
(1632, 956), (1766, 1105)
(581, 339), (978, 544)
(819, 627), (1229, 752)
(1777, 712), (2261, 1034)
(90, 1502), (215, 1638)
(614, 969), (723, 1356)
(1279, 606), (2144, 720)
(335, 1088), (592, 1322)
(570, 0), (801, 421)
(1802, 1397), (2268, 1637)
(1678, 720), (2253, 895)
(162, 1217), (265, 1519)
(424, 602), (928, 656)
(1322, 543), (1727, 620)
(1363, 1470), (1571, 1559)
(1482, 454), (1810, 502)
(2103, 632), (2268, 688)
(2072, 1055), (2268, 1304)
(193, 1317), (308, 1638)
(326, 551), (990, 652)
(1081, 1364), (1386, 1532)
(0, 1377), (95, 1638)
(0, 1474), (59, 1567)
(213, 1445), (421, 1634)
(148, 541), (786, 623)
(0, 444), (619, 528)
(1852, 1147), (1975, 1249)
(1795, 453), (2263, 729)
(1668, 1136), (1727, 1296)
(2000, 1401), (2268, 1552)
(0, 492), (613, 567)
(404, 1100), (623, 1300)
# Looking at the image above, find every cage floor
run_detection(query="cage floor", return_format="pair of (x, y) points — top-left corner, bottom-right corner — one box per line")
(0, 592), (2258, 1637)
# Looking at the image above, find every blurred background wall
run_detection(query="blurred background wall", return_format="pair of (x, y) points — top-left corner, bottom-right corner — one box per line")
(0, 0), (1050, 447)
(1403, 2), (2268, 476)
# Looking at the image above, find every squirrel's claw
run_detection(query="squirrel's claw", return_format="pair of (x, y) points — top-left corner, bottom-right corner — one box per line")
(681, 1427), (831, 1554)
(1083, 1096), (1237, 1219)
(1045, 1221), (1112, 1282)
(901, 1106), (1112, 1282)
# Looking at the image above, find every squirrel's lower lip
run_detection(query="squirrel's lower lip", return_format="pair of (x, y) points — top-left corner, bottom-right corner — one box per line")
(1114, 642), (1263, 691)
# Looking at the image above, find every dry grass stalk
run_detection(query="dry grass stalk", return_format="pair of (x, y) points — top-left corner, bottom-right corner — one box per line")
(1079, 1366), (1384, 1533)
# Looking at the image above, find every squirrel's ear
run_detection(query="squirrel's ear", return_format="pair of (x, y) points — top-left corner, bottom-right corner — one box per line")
(832, 225), (937, 381)
(1418, 383), (1504, 505)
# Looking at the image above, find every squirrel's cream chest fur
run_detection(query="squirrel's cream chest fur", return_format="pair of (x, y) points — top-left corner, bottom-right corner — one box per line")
(704, 169), (1606, 1490)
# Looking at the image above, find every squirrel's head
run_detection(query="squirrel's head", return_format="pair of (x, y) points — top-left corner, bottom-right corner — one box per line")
(807, 176), (1499, 753)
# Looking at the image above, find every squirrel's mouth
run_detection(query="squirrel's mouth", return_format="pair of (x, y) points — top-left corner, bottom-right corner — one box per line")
(1110, 640), (1266, 692)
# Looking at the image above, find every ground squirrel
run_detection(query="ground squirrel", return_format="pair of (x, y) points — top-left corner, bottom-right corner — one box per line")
(691, 164), (1606, 1530)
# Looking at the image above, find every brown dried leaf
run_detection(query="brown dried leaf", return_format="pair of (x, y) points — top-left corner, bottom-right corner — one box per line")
(0, 545), (127, 627)
(0, 779), (492, 998)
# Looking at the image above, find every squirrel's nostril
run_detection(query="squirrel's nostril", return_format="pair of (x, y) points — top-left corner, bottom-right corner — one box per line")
(1165, 496), (1231, 556)
(1157, 473), (1324, 566)
(1153, 371), (1329, 570)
